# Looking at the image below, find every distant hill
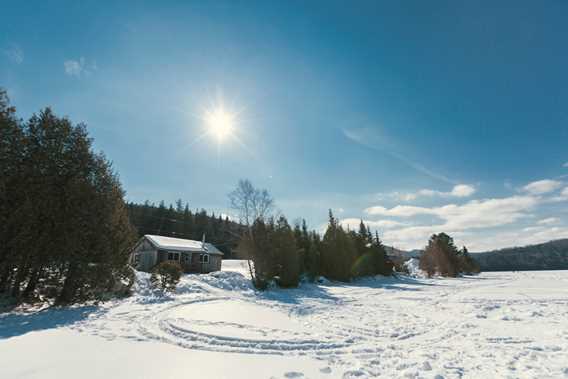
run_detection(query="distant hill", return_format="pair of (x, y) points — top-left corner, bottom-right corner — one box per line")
(386, 246), (421, 266)
(386, 239), (568, 272)
(471, 239), (568, 271)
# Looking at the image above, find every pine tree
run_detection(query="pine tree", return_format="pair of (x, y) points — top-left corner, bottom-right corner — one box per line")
(321, 210), (357, 281)
(0, 96), (136, 304)
(274, 216), (300, 287)
(419, 233), (460, 277)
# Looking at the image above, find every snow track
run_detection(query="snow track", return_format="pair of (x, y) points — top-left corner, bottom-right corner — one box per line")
(136, 298), (353, 355)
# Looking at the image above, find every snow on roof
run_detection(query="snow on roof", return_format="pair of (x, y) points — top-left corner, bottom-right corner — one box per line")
(144, 235), (224, 255)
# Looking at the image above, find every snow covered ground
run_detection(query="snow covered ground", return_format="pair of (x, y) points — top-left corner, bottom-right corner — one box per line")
(1, 260), (568, 379)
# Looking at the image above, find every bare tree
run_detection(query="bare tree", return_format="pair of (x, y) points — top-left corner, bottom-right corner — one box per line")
(228, 179), (274, 227)
(228, 179), (274, 287)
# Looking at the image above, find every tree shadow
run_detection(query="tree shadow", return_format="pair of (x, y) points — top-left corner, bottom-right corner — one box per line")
(259, 274), (447, 305)
(259, 283), (340, 305)
(0, 305), (103, 340)
(345, 274), (443, 290)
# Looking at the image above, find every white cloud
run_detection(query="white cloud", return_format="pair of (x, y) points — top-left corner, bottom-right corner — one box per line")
(537, 217), (560, 226)
(392, 184), (476, 202)
(548, 187), (568, 202)
(366, 195), (538, 229)
(364, 195), (540, 250)
(450, 184), (476, 197)
(465, 227), (568, 252)
(64, 57), (97, 77)
(563, 162), (568, 168)
(357, 180), (568, 250)
(522, 179), (562, 195)
(2, 44), (23, 64)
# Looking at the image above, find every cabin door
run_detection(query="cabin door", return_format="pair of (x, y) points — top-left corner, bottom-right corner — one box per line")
(199, 254), (210, 273)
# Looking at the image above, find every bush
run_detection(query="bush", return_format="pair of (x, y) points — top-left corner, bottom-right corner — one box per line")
(150, 262), (182, 292)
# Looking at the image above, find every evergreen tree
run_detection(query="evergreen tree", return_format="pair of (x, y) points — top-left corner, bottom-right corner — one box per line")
(274, 216), (300, 287)
(457, 246), (481, 274)
(0, 94), (136, 304)
(305, 232), (321, 281)
(419, 233), (461, 277)
(321, 210), (357, 281)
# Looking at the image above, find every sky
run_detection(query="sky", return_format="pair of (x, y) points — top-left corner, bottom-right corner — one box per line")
(2, 1), (568, 251)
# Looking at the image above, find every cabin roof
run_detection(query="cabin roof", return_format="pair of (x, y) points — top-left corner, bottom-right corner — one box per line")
(144, 235), (224, 255)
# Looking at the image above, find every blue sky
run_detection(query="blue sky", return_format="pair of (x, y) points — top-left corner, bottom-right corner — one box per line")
(2, 1), (568, 250)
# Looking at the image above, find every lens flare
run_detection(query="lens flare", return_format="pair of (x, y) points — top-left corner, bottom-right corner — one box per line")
(205, 107), (234, 141)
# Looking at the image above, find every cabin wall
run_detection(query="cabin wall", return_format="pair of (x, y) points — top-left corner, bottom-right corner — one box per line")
(131, 239), (158, 272)
(139, 250), (157, 272)
(209, 255), (222, 272)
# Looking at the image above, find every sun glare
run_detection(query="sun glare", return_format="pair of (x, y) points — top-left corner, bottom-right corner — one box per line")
(205, 107), (235, 141)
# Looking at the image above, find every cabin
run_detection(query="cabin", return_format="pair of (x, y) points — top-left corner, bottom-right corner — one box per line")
(130, 234), (223, 273)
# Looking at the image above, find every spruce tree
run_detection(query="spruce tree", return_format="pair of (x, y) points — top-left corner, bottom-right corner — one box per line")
(274, 216), (300, 287)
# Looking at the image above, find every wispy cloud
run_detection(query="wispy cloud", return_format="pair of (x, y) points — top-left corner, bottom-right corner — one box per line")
(343, 127), (455, 184)
(537, 217), (560, 226)
(64, 57), (97, 77)
(564, 162), (568, 168)
(2, 44), (24, 64)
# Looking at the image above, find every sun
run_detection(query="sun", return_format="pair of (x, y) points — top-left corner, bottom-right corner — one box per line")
(204, 107), (235, 142)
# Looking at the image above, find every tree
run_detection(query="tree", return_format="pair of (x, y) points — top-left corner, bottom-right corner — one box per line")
(229, 179), (275, 288)
(419, 233), (460, 277)
(0, 91), (136, 304)
(457, 246), (481, 274)
(273, 216), (300, 287)
(228, 179), (274, 227)
(239, 218), (275, 289)
(305, 233), (321, 281)
(320, 210), (357, 281)
(351, 224), (391, 277)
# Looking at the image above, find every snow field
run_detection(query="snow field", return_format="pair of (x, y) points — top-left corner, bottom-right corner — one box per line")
(1, 260), (567, 378)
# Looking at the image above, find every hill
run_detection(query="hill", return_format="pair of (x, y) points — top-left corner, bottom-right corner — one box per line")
(471, 239), (568, 271)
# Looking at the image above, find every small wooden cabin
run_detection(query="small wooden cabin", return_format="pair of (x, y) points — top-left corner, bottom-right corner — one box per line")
(130, 235), (223, 274)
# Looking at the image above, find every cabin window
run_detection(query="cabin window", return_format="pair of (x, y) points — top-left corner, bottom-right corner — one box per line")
(167, 252), (180, 261)
(183, 253), (191, 263)
(199, 254), (209, 263)
(134, 254), (140, 265)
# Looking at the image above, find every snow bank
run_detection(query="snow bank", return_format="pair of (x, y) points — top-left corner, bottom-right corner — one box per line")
(403, 258), (426, 278)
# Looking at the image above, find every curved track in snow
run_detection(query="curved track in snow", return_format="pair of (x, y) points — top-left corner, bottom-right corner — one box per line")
(74, 265), (568, 379)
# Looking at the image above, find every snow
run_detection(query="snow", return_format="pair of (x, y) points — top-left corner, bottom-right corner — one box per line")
(403, 258), (425, 278)
(144, 234), (223, 254)
(1, 261), (568, 378)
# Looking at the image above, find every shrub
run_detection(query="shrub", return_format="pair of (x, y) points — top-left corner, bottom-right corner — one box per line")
(150, 262), (182, 292)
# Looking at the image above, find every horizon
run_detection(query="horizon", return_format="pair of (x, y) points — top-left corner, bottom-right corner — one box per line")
(2, 1), (568, 251)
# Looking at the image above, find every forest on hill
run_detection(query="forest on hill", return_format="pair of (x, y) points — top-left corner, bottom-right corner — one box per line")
(472, 239), (568, 271)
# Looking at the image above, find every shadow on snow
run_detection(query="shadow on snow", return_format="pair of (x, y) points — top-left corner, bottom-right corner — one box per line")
(0, 305), (104, 340)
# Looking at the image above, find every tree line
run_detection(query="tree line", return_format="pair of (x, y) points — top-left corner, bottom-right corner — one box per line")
(126, 200), (245, 256)
(229, 180), (394, 289)
(229, 180), (480, 289)
(0, 89), (135, 305)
